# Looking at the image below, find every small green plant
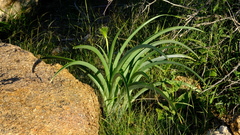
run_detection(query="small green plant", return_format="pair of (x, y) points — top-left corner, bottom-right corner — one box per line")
(42, 15), (203, 116)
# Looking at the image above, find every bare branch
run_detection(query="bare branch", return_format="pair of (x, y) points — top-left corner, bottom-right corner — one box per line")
(194, 17), (229, 27)
(194, 17), (240, 27)
(141, 0), (157, 13)
(162, 0), (197, 11)
(201, 62), (240, 93)
(103, 0), (113, 16)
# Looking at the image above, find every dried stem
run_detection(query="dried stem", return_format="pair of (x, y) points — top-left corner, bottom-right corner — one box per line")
(201, 62), (240, 93)
(141, 0), (157, 13)
(103, 0), (113, 16)
(162, 0), (197, 11)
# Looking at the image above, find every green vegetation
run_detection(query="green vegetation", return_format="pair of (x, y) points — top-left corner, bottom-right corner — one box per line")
(1, 0), (239, 134)
(44, 15), (204, 117)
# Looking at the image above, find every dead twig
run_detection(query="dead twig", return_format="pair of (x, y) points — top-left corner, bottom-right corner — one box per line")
(201, 62), (240, 93)
(194, 17), (230, 27)
(194, 17), (240, 27)
(162, 0), (197, 11)
(103, 0), (113, 16)
(164, 0), (212, 38)
(141, 0), (157, 13)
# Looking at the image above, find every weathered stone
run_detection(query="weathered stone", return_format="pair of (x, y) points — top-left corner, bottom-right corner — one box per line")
(0, 0), (38, 21)
(207, 114), (240, 135)
(230, 115), (240, 135)
(207, 125), (232, 135)
(0, 43), (100, 134)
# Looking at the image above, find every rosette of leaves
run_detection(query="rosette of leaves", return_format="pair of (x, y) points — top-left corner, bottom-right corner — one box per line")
(43, 15), (203, 116)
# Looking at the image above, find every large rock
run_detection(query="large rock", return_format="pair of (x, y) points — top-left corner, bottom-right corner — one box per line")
(0, 43), (100, 134)
(0, 0), (38, 21)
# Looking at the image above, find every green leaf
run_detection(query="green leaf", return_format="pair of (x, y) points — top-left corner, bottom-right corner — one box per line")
(113, 15), (168, 69)
(50, 60), (109, 99)
(73, 45), (110, 80)
(129, 82), (175, 110)
(213, 3), (219, 13)
(139, 61), (204, 84)
(41, 55), (75, 62)
(143, 26), (203, 45)
(207, 70), (218, 77)
(99, 26), (108, 39)
(156, 108), (166, 120)
(99, 26), (109, 53)
(114, 44), (167, 75)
